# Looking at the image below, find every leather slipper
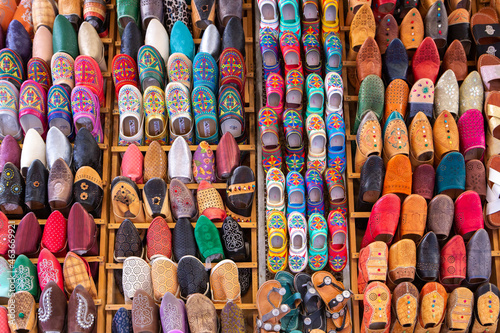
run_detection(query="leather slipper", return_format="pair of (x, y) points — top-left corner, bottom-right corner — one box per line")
(210, 259), (241, 303)
(177, 255), (209, 299)
(185, 293), (217, 332)
(15, 212), (42, 257)
(169, 178), (197, 220)
(151, 257), (178, 301)
(160, 292), (187, 332)
(358, 241), (387, 292)
(51, 52), (75, 90)
(114, 219), (143, 262)
(143, 178), (172, 222)
(256, 280), (291, 332)
(111, 176), (145, 223)
(147, 216), (172, 260)
(436, 152), (465, 199)
(122, 256), (153, 300)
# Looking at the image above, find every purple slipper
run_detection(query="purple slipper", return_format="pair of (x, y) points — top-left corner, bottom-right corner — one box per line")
(193, 141), (216, 184)
(160, 291), (188, 333)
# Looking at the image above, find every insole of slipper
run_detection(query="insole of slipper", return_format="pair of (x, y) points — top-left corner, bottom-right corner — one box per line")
(27, 200), (45, 211)
(261, 3), (275, 20)
(331, 232), (345, 248)
(309, 188), (321, 202)
(369, 322), (387, 330)
(289, 191), (303, 204)
(310, 136), (326, 154)
(329, 134), (344, 148)
(285, 52), (299, 65)
(271, 235), (284, 248)
(263, 51), (277, 67)
(75, 117), (95, 133)
(286, 91), (302, 105)
(282, 4), (295, 22)
(150, 118), (165, 136)
(418, 151), (433, 162)
(262, 132), (279, 147)
(306, 51), (320, 67)
(287, 133), (301, 148)
(0, 115), (19, 137)
(173, 117), (191, 136)
(330, 187), (344, 201)
(313, 234), (326, 249)
(363, 190), (380, 203)
(123, 115), (139, 137)
(435, 38), (447, 49)
(292, 234), (303, 249)
(268, 92), (280, 107)
(49, 118), (72, 137)
(303, 3), (318, 19)
(221, 119), (242, 138)
(268, 186), (281, 204)
(324, 5), (336, 22)
(329, 54), (340, 68)
(196, 119), (217, 139)
(310, 93), (323, 109)
(20, 115), (44, 135)
(464, 147), (484, 161)
(2, 203), (23, 215)
(329, 93), (342, 109)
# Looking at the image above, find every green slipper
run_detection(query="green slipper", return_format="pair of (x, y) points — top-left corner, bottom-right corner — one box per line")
(353, 74), (384, 134)
(0, 257), (10, 301)
(14, 255), (39, 301)
(194, 215), (225, 263)
(117, 0), (140, 36)
(305, 73), (325, 118)
(52, 15), (79, 60)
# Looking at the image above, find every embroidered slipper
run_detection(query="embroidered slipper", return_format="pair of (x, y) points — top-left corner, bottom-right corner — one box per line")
(111, 176), (145, 223)
(37, 248), (64, 292)
(193, 85), (219, 144)
(193, 141), (216, 183)
(355, 111), (382, 173)
(305, 73), (324, 117)
(284, 144), (304, 173)
(220, 47), (246, 98)
(167, 53), (192, 90)
(433, 110), (459, 165)
(48, 84), (74, 140)
(324, 31), (342, 75)
(27, 57), (52, 93)
(407, 78), (435, 124)
(357, 241), (387, 292)
(260, 27), (281, 80)
(349, 4), (376, 52)
(143, 178), (172, 222)
(169, 179), (197, 220)
(226, 166), (255, 222)
(74, 55), (104, 106)
(0, 80), (22, 141)
(286, 171), (306, 215)
(362, 282), (390, 332)
(151, 257), (178, 301)
(210, 259), (241, 303)
(311, 271), (352, 332)
(160, 292), (187, 332)
(122, 256), (153, 301)
(259, 107), (280, 152)
(13, 255), (39, 299)
(382, 111), (408, 163)
(51, 52), (75, 90)
(0, 48), (24, 90)
(305, 168), (324, 216)
(118, 85), (144, 146)
(302, 24), (322, 75)
(325, 168), (345, 208)
(267, 211), (288, 273)
(327, 211), (347, 272)
(19, 79), (48, 139)
(306, 114), (327, 173)
(460, 71), (483, 117)
(326, 113), (346, 173)
(7, 291), (37, 332)
(324, 72), (343, 118)
(71, 85), (103, 143)
(138, 45), (166, 90)
(266, 167), (286, 214)
(256, 280), (291, 332)
(131, 290), (158, 332)
(434, 70), (459, 120)
(112, 54), (139, 97)
(286, 212), (308, 273)
(219, 85), (245, 143)
(280, 31), (301, 67)
(143, 86), (168, 145)
(193, 52), (218, 95)
(166, 82), (194, 144)
(283, 108), (303, 150)
(285, 69), (304, 109)
(266, 73), (285, 119)
(308, 213), (328, 271)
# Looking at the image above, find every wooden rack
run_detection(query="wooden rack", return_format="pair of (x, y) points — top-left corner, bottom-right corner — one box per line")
(340, 0), (500, 332)
(105, 1), (258, 330)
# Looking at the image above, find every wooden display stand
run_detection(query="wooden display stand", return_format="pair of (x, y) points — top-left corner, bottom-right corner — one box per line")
(340, 0), (500, 332)
(104, 1), (258, 330)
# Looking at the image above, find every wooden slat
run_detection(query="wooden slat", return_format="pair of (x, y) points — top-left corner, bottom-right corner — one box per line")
(108, 221), (256, 229)
(111, 144), (256, 152)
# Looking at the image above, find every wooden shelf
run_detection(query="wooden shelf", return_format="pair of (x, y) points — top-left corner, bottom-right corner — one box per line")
(108, 221), (256, 229)
(111, 144), (256, 153)
(106, 302), (257, 311)
(106, 261), (257, 269)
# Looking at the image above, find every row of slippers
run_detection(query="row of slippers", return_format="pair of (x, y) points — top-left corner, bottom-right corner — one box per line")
(120, 134), (240, 185)
(0, 128), (103, 218)
(260, 108), (346, 175)
(256, 271), (352, 333)
(115, 19), (248, 145)
(358, 234), (490, 293)
(112, 163), (255, 223)
(118, 256), (247, 304)
(5, 283), (98, 333)
(113, 215), (249, 265)
(266, 210), (348, 274)
(112, 294), (245, 333)
(116, 0), (244, 36)
(265, 167), (347, 218)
